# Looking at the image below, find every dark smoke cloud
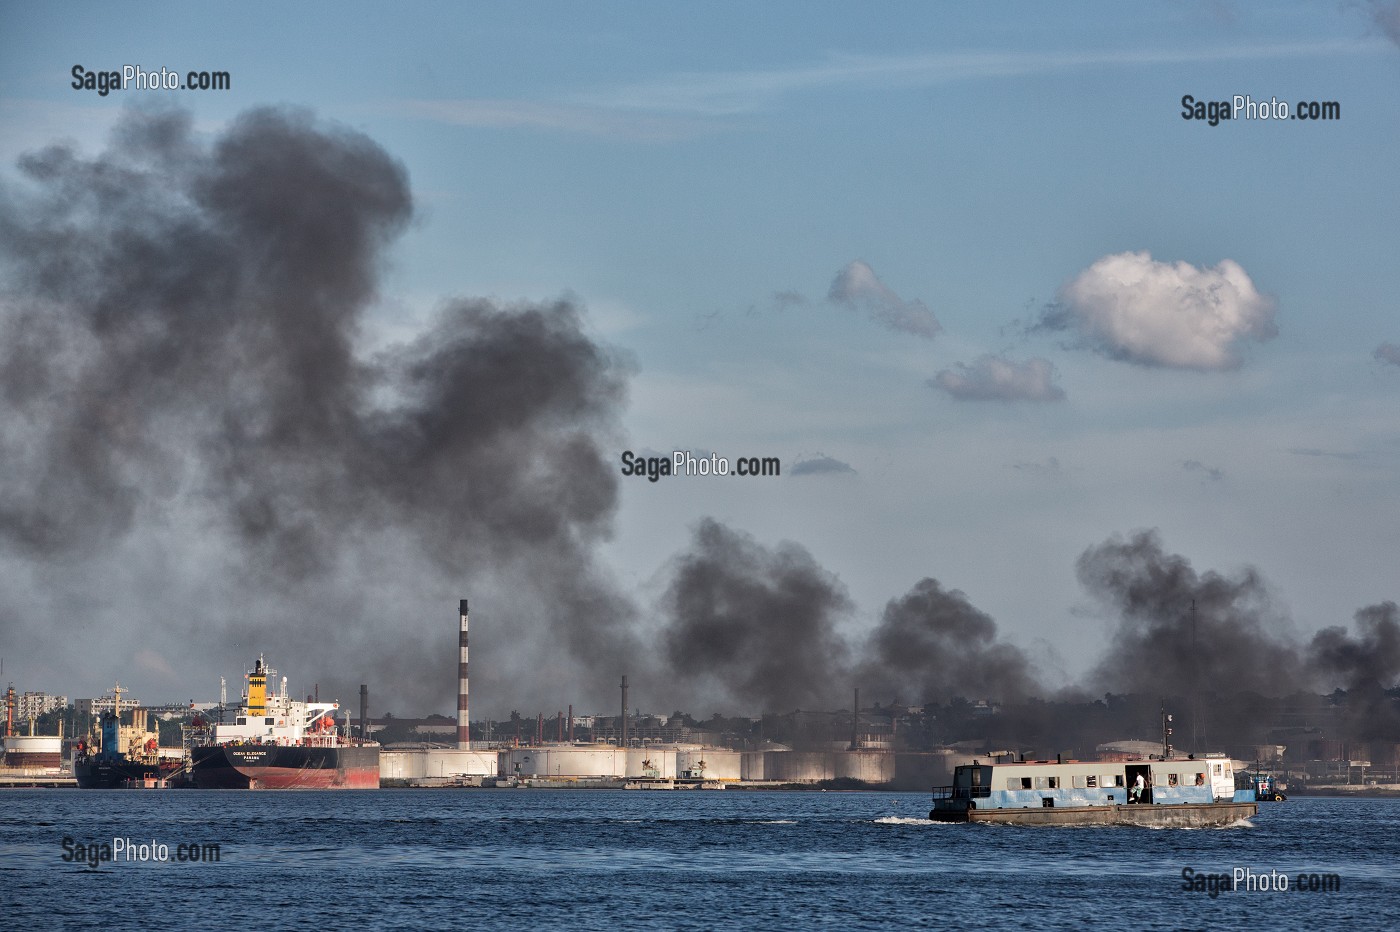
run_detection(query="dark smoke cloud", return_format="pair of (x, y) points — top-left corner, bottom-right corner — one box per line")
(658, 519), (852, 711)
(1077, 530), (1306, 697)
(859, 578), (1038, 704)
(1310, 601), (1400, 690)
(0, 106), (637, 711)
(1309, 601), (1400, 741)
(655, 519), (1038, 713)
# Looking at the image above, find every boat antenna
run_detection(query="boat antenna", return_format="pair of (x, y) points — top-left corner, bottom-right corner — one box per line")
(1161, 702), (1173, 760)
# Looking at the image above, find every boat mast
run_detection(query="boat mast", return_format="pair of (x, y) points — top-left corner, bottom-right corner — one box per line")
(1161, 704), (1173, 760)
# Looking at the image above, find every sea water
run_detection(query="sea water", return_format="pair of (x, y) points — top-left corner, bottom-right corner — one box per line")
(1, 790), (1394, 929)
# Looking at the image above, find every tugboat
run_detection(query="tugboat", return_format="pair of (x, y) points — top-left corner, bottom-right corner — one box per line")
(187, 656), (379, 789)
(74, 685), (182, 789)
(1247, 770), (1288, 802)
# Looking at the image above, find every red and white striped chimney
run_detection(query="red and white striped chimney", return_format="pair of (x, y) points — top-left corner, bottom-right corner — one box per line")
(457, 599), (470, 749)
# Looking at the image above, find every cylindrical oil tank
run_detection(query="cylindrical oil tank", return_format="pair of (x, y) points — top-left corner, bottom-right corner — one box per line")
(891, 750), (980, 791)
(832, 749), (894, 783)
(675, 747), (741, 781)
(764, 751), (833, 783)
(3, 736), (63, 769)
(741, 751), (767, 781)
(502, 745), (626, 779)
(626, 746), (678, 778)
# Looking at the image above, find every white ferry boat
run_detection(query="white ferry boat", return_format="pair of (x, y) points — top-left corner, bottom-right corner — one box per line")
(929, 754), (1257, 826)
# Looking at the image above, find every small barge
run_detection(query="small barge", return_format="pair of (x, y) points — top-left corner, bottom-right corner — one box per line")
(929, 755), (1257, 827)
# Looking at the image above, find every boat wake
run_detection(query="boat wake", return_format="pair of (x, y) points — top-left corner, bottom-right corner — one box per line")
(873, 816), (944, 826)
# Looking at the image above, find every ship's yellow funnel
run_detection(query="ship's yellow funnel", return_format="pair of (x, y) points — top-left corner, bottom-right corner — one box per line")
(248, 657), (267, 717)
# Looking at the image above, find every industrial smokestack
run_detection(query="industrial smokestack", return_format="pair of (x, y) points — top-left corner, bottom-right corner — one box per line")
(359, 684), (368, 742)
(457, 599), (470, 750)
(620, 675), (629, 747)
(568, 704), (574, 743)
(851, 687), (859, 750)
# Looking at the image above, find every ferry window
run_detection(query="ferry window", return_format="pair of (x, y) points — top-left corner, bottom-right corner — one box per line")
(1213, 764), (1222, 776)
(1168, 773), (1179, 787)
(1047, 776), (1059, 789)
(1107, 774), (1124, 787)
(1035, 776), (1050, 789)
(1007, 778), (1019, 790)
(265, 717), (275, 725)
(1195, 773), (1206, 786)
(236, 717), (246, 725)
(1086, 775), (1098, 788)
(1020, 777), (1032, 789)
(1072, 776), (1086, 788)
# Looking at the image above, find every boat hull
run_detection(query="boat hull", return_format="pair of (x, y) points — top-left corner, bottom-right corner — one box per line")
(190, 745), (379, 789)
(929, 801), (1257, 827)
(74, 757), (181, 789)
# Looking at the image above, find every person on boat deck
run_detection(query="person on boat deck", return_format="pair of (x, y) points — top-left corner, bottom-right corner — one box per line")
(1131, 772), (1146, 803)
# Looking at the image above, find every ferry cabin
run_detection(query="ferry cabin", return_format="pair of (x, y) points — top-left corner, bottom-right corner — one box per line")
(934, 756), (1252, 813)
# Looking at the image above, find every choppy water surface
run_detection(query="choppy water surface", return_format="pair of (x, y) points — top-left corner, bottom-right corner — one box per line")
(1, 790), (1395, 929)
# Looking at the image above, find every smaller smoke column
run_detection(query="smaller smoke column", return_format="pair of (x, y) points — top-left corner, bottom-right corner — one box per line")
(620, 675), (629, 746)
(457, 600), (470, 749)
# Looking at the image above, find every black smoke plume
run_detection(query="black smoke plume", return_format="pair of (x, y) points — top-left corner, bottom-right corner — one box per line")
(656, 520), (1039, 712)
(1309, 601), (1400, 740)
(0, 107), (637, 710)
(657, 519), (852, 711)
(1077, 530), (1305, 697)
(859, 578), (1038, 703)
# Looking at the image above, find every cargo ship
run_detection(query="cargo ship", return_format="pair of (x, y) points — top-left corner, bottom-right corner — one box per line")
(187, 656), (379, 789)
(929, 754), (1257, 826)
(74, 686), (183, 789)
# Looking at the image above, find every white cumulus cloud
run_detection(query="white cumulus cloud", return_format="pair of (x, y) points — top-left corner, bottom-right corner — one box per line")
(828, 260), (940, 338)
(1045, 251), (1277, 370)
(931, 355), (1065, 402)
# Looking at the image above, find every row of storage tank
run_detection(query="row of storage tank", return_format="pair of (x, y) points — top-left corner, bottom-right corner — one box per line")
(381, 744), (983, 789)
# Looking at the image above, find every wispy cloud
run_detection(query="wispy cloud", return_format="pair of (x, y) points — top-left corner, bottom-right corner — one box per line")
(577, 41), (1382, 116)
(1371, 1), (1400, 47)
(1009, 456), (1064, 477)
(828, 260), (940, 339)
(393, 99), (719, 142)
(791, 454), (857, 476)
(931, 355), (1065, 402)
(395, 39), (1385, 139)
(1181, 459), (1225, 481)
(1375, 343), (1400, 367)
(1288, 447), (1364, 461)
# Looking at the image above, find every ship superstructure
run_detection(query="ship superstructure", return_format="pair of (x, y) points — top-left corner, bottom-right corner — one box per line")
(187, 656), (378, 789)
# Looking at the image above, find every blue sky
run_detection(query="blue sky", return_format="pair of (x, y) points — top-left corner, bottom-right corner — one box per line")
(2, 1), (1398, 711)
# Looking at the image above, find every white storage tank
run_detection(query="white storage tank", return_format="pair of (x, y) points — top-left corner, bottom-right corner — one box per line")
(676, 747), (741, 781)
(625, 746), (678, 778)
(502, 745), (627, 779)
(741, 751), (767, 781)
(833, 750), (894, 783)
